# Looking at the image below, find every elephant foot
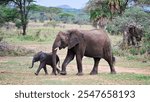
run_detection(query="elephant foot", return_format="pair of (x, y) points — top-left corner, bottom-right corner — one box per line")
(34, 73), (38, 76)
(76, 72), (83, 76)
(90, 71), (98, 75)
(60, 71), (67, 75)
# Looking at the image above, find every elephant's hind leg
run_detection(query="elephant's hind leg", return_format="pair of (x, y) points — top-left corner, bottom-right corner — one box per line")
(35, 62), (46, 75)
(90, 58), (100, 75)
(43, 66), (48, 75)
(105, 56), (116, 74)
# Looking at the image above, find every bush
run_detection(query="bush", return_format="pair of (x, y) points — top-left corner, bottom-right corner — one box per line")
(106, 7), (149, 35)
(129, 48), (138, 55)
(0, 41), (35, 56)
(107, 7), (150, 56)
(127, 55), (137, 60)
(113, 47), (127, 56)
(143, 27), (150, 52)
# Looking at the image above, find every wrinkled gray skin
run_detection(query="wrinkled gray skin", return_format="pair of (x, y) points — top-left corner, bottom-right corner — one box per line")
(52, 29), (116, 75)
(29, 51), (60, 76)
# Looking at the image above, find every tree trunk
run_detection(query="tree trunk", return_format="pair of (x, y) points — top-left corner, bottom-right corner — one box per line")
(22, 24), (27, 36)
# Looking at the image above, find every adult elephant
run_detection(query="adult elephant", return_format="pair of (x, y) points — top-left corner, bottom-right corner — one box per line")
(52, 29), (116, 75)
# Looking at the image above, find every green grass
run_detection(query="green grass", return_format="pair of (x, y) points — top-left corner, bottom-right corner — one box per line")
(0, 56), (150, 85)
(0, 23), (150, 85)
(115, 56), (150, 68)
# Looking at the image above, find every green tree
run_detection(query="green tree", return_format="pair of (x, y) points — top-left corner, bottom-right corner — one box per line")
(135, 0), (150, 4)
(106, 7), (150, 55)
(0, 0), (35, 35)
(0, 5), (18, 27)
(85, 0), (129, 28)
(46, 7), (62, 21)
(106, 7), (150, 34)
(30, 4), (62, 21)
(59, 13), (74, 23)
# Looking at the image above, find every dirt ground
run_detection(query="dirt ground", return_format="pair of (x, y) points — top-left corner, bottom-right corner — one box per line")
(0, 43), (150, 85)
(18, 43), (150, 75)
(0, 57), (149, 75)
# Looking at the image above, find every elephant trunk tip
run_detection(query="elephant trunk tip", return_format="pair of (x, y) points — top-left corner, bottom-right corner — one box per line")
(29, 61), (35, 69)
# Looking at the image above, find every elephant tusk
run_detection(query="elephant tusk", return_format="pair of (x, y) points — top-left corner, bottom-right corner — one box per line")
(54, 47), (59, 51)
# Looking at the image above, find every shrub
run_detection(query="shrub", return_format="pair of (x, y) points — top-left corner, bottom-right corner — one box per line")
(107, 7), (150, 56)
(127, 55), (137, 60)
(129, 48), (138, 55)
(106, 7), (149, 35)
(143, 27), (150, 52)
(0, 41), (35, 56)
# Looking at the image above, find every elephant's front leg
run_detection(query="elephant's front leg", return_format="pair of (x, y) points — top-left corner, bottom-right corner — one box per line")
(35, 62), (46, 76)
(76, 53), (83, 76)
(60, 50), (75, 75)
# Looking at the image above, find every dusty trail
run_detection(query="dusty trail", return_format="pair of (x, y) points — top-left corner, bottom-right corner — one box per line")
(1, 57), (149, 75)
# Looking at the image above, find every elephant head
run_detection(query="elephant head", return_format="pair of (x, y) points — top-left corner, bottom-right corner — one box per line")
(52, 30), (81, 51)
(29, 51), (44, 68)
(52, 30), (81, 74)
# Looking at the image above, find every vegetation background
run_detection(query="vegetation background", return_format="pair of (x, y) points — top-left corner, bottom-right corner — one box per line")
(0, 0), (150, 85)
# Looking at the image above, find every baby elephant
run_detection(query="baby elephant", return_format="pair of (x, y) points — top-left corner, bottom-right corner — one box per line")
(29, 51), (60, 75)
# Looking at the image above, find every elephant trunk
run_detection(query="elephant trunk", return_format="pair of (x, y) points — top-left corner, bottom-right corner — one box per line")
(29, 60), (35, 68)
(52, 41), (60, 75)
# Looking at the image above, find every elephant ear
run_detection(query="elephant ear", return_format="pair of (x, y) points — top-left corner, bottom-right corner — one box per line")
(68, 30), (80, 49)
(40, 53), (47, 62)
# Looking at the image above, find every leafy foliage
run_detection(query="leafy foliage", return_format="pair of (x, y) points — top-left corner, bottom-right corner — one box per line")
(143, 26), (150, 52)
(85, 0), (129, 25)
(136, 0), (150, 4)
(106, 7), (150, 34)
(59, 13), (74, 23)
(0, 5), (18, 26)
(0, 0), (35, 35)
(106, 6), (150, 55)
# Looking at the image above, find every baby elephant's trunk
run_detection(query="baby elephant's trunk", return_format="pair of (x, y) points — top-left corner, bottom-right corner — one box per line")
(29, 60), (35, 68)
